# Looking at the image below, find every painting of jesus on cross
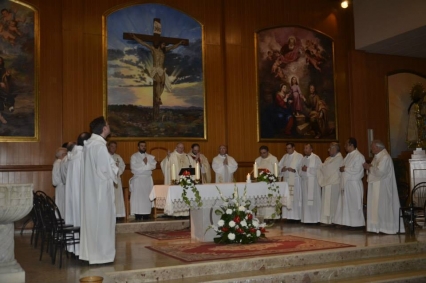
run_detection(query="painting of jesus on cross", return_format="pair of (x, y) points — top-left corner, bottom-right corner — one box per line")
(105, 4), (204, 140)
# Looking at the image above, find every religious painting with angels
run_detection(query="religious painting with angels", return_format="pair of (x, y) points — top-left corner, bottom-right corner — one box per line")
(256, 26), (337, 141)
(105, 4), (205, 140)
(0, 0), (38, 141)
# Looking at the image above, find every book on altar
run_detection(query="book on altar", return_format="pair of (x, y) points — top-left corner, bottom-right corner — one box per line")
(179, 167), (195, 176)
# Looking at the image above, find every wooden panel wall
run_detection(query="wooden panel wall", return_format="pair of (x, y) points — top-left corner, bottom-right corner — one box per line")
(348, 50), (426, 157)
(4, 0), (425, 196)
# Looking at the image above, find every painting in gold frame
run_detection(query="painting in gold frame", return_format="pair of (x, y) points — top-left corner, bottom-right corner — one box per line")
(0, 0), (38, 142)
(256, 25), (337, 141)
(103, 3), (205, 140)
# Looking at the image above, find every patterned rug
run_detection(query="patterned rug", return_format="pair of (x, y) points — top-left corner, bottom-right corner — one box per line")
(145, 235), (355, 262)
(136, 229), (191, 240)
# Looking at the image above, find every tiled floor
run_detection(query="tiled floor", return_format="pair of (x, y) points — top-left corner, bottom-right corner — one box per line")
(14, 221), (426, 283)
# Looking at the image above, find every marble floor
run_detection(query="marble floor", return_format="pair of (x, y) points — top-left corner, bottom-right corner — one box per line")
(14, 221), (426, 283)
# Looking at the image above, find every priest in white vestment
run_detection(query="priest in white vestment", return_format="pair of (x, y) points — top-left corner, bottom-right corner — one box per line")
(317, 142), (342, 224)
(188, 143), (212, 183)
(334, 138), (366, 228)
(161, 143), (195, 185)
(363, 140), (404, 234)
(279, 143), (303, 220)
(299, 144), (322, 223)
(80, 117), (118, 264)
(130, 141), (157, 221)
(212, 145), (238, 183)
(64, 132), (91, 255)
(255, 145), (279, 219)
(59, 142), (75, 219)
(108, 141), (126, 218)
(255, 145), (279, 173)
(52, 147), (67, 217)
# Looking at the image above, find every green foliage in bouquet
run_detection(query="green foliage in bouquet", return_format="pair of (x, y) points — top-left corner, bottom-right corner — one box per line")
(210, 184), (266, 244)
(256, 169), (282, 219)
(180, 170), (202, 207)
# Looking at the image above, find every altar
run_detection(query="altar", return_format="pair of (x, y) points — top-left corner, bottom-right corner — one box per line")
(149, 182), (289, 241)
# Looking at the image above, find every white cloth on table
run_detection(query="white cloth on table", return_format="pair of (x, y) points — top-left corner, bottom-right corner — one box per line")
(79, 134), (118, 264)
(162, 182), (289, 216)
(130, 151), (157, 215)
(212, 154), (238, 183)
(366, 149), (404, 234)
(334, 149), (366, 227)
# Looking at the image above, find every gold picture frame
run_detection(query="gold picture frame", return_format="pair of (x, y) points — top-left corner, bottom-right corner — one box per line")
(0, 0), (39, 142)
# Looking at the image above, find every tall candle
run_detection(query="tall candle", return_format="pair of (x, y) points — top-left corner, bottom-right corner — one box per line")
(171, 164), (176, 181)
(196, 162), (200, 179)
(253, 162), (258, 178)
(246, 173), (250, 180)
(274, 163), (278, 177)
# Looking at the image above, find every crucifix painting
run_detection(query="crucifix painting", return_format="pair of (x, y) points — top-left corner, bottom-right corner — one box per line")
(105, 4), (205, 140)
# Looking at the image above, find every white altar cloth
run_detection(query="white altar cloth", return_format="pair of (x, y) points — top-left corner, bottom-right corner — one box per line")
(150, 182), (289, 216)
(150, 182), (289, 241)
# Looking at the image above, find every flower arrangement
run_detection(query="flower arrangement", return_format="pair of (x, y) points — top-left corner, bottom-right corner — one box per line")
(256, 169), (282, 219)
(210, 184), (266, 244)
(179, 170), (202, 207)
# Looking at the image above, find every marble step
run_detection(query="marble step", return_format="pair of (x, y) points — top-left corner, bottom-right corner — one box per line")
(146, 252), (426, 283)
(326, 269), (426, 283)
(106, 241), (426, 283)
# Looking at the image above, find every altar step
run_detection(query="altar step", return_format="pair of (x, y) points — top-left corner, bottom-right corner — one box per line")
(106, 241), (426, 283)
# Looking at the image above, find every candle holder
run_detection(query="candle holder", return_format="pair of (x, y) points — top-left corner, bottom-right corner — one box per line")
(171, 179), (179, 185)
(194, 179), (201, 184)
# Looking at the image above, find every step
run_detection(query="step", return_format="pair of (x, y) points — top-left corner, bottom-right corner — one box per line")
(150, 252), (426, 283)
(106, 241), (426, 282)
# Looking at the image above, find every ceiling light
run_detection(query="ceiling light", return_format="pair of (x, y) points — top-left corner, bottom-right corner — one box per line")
(341, 0), (349, 9)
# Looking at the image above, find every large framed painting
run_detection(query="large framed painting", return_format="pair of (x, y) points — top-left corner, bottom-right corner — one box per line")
(0, 0), (38, 141)
(104, 3), (205, 140)
(256, 26), (336, 141)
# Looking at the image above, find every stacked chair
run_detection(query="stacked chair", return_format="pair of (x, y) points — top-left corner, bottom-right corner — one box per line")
(32, 191), (80, 268)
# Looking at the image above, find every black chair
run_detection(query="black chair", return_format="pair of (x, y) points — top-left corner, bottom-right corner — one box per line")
(45, 196), (80, 268)
(399, 182), (426, 234)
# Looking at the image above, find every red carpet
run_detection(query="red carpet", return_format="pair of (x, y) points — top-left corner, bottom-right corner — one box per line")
(145, 235), (355, 262)
(136, 229), (191, 240)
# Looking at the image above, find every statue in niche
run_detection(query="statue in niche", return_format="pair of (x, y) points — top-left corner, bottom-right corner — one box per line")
(406, 83), (426, 148)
